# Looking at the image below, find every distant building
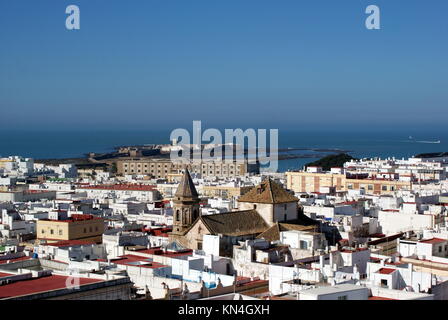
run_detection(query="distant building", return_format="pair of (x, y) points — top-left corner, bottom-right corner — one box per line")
(286, 170), (411, 195)
(116, 158), (259, 179)
(0, 190), (56, 202)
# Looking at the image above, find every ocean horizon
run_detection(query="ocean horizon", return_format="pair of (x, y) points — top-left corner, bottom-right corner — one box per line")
(1, 128), (447, 172)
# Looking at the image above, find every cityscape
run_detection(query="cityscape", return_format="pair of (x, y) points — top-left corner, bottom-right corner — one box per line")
(1, 0), (447, 310)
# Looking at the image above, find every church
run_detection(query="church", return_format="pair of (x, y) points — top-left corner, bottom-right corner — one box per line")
(169, 169), (317, 256)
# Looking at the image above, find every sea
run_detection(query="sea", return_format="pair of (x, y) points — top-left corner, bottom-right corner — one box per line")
(0, 128), (447, 173)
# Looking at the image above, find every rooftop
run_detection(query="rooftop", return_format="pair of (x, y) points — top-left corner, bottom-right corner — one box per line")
(368, 296), (397, 300)
(238, 178), (298, 204)
(78, 184), (156, 191)
(420, 238), (447, 244)
(201, 210), (269, 237)
(45, 240), (97, 248)
(377, 268), (396, 275)
(0, 256), (32, 265)
(134, 247), (193, 258)
(0, 274), (102, 299)
(299, 283), (368, 296)
(112, 255), (168, 269)
(40, 214), (103, 223)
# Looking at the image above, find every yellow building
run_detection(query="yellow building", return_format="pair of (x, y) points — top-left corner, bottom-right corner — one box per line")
(286, 171), (411, 195)
(116, 158), (259, 179)
(286, 171), (346, 193)
(37, 214), (104, 243)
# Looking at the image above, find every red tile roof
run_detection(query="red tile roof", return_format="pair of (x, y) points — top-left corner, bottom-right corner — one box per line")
(41, 214), (103, 223)
(0, 272), (13, 278)
(112, 255), (167, 269)
(144, 227), (172, 237)
(378, 268), (396, 275)
(46, 240), (97, 248)
(420, 238), (446, 244)
(136, 247), (193, 257)
(0, 256), (31, 264)
(0, 275), (102, 299)
(79, 184), (156, 191)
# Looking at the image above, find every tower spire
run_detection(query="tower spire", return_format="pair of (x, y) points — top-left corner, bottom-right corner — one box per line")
(171, 168), (200, 235)
(175, 168), (199, 199)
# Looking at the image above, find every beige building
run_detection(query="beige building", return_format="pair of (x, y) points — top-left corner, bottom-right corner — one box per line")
(116, 158), (259, 179)
(286, 171), (411, 195)
(286, 171), (346, 193)
(37, 214), (104, 243)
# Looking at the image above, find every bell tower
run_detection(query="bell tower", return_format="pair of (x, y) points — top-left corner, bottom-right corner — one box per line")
(172, 168), (200, 235)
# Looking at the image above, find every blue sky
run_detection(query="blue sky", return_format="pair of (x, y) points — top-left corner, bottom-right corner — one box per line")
(0, 0), (447, 131)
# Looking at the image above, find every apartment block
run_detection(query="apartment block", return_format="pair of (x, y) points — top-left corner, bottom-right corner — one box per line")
(36, 214), (105, 243)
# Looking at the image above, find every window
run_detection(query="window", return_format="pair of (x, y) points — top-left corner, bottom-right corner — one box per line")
(347, 184), (353, 190)
(41, 229), (45, 234)
(50, 229), (54, 235)
(382, 185), (388, 191)
(390, 186), (395, 191)
(368, 185), (373, 190)
(381, 279), (388, 288)
(299, 240), (308, 250)
(84, 228), (87, 233)
(284, 204), (287, 210)
(59, 230), (63, 236)
(338, 295), (348, 300)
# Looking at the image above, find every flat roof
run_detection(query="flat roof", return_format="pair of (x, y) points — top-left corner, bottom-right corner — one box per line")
(79, 184), (156, 191)
(378, 268), (396, 275)
(0, 272), (14, 278)
(46, 240), (97, 248)
(0, 275), (102, 299)
(0, 256), (32, 265)
(112, 255), (168, 269)
(420, 238), (447, 244)
(299, 284), (367, 296)
(135, 247), (193, 258)
(369, 296), (397, 300)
